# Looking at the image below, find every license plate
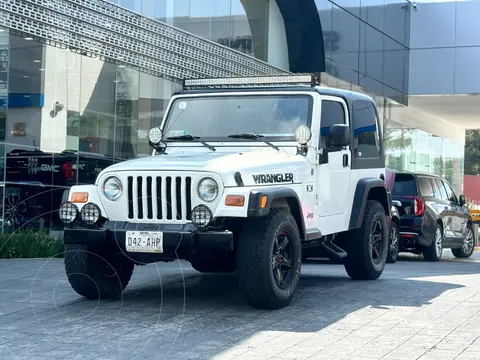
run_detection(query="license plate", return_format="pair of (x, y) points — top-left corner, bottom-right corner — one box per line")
(125, 231), (163, 253)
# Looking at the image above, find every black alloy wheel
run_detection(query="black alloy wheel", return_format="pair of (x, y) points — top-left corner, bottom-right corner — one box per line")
(370, 218), (385, 265)
(387, 221), (400, 263)
(272, 230), (293, 287)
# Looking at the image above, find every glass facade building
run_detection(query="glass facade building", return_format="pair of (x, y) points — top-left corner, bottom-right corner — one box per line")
(0, 0), (469, 234)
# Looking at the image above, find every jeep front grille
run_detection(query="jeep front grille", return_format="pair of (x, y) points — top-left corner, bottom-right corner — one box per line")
(127, 176), (192, 221)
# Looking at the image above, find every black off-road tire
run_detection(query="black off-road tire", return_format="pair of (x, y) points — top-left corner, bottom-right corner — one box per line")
(237, 208), (302, 310)
(190, 260), (236, 273)
(387, 220), (400, 264)
(64, 244), (134, 299)
(344, 200), (388, 280)
(423, 223), (443, 262)
(451, 225), (475, 259)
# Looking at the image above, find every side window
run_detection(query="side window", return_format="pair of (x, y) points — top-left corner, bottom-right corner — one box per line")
(433, 179), (449, 201)
(319, 100), (346, 148)
(352, 100), (380, 158)
(443, 180), (458, 203)
(417, 177), (434, 197)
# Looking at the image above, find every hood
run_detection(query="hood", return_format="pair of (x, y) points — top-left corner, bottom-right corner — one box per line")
(98, 147), (312, 187)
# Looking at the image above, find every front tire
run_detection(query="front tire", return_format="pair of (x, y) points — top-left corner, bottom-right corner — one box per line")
(64, 244), (134, 299)
(423, 224), (443, 262)
(451, 225), (475, 259)
(237, 208), (302, 310)
(344, 200), (388, 280)
(387, 221), (400, 264)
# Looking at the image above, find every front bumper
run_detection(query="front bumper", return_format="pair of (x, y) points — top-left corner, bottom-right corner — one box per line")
(64, 221), (234, 261)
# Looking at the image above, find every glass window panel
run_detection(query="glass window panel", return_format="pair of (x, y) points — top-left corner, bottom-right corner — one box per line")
(417, 177), (434, 197)
(443, 180), (458, 203)
(154, 0), (168, 21)
(442, 138), (454, 186)
(79, 58), (116, 160)
(434, 178), (449, 201)
(137, 74), (181, 157)
(383, 37), (406, 93)
(330, 6), (360, 74)
(0, 28), (9, 233)
(317, 0), (333, 61)
(413, 130), (431, 173)
(359, 23), (384, 83)
(231, 0), (255, 57)
(360, 0), (384, 32)
(429, 136), (443, 176)
(319, 100), (346, 148)
(114, 66), (139, 161)
(173, 0), (190, 31)
(352, 99), (380, 158)
(118, 0), (141, 13)
(211, 0), (231, 46)
(383, 0), (407, 46)
(189, 0), (212, 40)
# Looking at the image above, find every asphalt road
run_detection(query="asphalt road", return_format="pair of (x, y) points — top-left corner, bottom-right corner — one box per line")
(1, 251), (480, 360)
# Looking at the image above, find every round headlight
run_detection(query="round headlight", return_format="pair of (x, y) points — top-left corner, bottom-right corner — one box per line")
(59, 202), (79, 224)
(197, 178), (218, 202)
(148, 127), (163, 144)
(191, 205), (212, 228)
(80, 203), (101, 225)
(295, 125), (312, 145)
(103, 176), (123, 201)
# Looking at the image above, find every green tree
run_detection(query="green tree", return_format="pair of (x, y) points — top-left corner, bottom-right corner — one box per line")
(465, 129), (480, 175)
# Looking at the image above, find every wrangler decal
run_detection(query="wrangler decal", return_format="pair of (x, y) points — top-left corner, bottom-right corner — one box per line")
(252, 173), (294, 184)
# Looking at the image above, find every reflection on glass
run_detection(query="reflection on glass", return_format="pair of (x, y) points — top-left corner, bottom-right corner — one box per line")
(0, 27), (8, 233)
(385, 117), (465, 197)
(0, 32), (185, 233)
(114, 66), (139, 160)
(163, 95), (312, 140)
(430, 135), (443, 176)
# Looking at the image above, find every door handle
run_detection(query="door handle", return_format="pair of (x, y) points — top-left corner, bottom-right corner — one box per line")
(342, 154), (348, 167)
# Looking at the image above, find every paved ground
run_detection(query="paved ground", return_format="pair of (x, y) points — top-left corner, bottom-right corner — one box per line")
(1, 251), (480, 360)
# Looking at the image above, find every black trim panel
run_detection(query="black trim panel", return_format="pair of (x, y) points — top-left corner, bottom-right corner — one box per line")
(64, 222), (234, 256)
(349, 178), (389, 230)
(275, 0), (325, 73)
(247, 187), (307, 240)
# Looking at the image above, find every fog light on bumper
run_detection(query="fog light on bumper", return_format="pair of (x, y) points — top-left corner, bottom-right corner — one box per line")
(59, 202), (79, 224)
(191, 205), (212, 228)
(80, 203), (102, 225)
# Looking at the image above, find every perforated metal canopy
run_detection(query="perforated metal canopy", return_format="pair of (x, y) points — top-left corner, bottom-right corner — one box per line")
(0, 0), (290, 81)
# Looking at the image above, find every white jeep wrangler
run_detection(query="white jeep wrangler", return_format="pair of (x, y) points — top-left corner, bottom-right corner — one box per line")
(59, 74), (392, 310)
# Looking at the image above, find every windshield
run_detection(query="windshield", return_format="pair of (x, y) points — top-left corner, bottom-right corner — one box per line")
(162, 95), (313, 141)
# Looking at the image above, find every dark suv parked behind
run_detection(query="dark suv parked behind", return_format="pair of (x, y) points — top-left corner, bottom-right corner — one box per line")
(392, 171), (474, 261)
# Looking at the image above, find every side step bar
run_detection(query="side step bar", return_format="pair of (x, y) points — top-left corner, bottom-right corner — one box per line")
(320, 238), (347, 259)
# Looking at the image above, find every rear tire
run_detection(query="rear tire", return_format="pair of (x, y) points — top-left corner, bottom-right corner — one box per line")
(64, 244), (134, 299)
(344, 200), (388, 280)
(387, 221), (400, 264)
(237, 208), (302, 310)
(423, 224), (443, 262)
(451, 225), (475, 259)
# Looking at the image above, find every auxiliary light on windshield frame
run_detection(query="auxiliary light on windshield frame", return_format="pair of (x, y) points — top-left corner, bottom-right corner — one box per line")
(182, 74), (322, 90)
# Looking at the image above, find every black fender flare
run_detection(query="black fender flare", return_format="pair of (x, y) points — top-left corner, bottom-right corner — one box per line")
(349, 178), (390, 230)
(247, 187), (307, 241)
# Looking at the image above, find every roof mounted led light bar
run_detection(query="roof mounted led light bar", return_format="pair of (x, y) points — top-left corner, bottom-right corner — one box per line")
(182, 74), (321, 89)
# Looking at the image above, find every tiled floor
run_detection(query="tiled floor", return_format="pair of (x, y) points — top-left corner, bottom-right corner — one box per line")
(1, 251), (480, 359)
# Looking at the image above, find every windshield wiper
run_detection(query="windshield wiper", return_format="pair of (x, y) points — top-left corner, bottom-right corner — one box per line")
(228, 133), (279, 151)
(165, 134), (216, 152)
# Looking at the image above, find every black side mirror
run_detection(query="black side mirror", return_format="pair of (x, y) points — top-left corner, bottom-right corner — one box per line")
(327, 124), (350, 148)
(459, 195), (466, 206)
